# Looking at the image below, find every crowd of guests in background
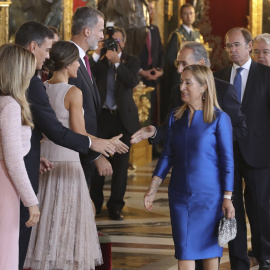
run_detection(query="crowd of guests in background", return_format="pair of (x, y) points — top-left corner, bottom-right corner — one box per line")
(0, 2), (270, 270)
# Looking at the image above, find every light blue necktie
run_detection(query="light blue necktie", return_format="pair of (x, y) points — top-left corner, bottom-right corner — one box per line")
(233, 67), (244, 103)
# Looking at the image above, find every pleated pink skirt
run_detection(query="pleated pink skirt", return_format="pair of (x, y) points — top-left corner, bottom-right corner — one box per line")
(0, 160), (20, 270)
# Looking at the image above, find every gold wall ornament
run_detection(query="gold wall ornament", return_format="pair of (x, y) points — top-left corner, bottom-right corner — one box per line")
(133, 82), (154, 123)
(249, 0), (263, 37)
(166, 0), (174, 21)
(0, 1), (12, 45)
(62, 0), (73, 40)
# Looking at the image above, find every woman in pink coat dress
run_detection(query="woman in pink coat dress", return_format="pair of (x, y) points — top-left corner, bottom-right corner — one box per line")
(0, 44), (40, 270)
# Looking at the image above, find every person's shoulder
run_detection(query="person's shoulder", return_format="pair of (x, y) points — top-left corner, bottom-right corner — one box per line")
(193, 27), (200, 34)
(123, 53), (140, 63)
(66, 85), (82, 98)
(215, 108), (230, 122)
(214, 77), (231, 89)
(0, 95), (18, 106)
(30, 75), (43, 85)
(0, 96), (20, 114)
(213, 66), (230, 77)
(29, 75), (45, 92)
(254, 61), (270, 73)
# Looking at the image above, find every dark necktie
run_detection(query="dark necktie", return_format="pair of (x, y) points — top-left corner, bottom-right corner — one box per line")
(105, 63), (116, 109)
(233, 67), (244, 103)
(146, 30), (152, 66)
(83, 54), (92, 79)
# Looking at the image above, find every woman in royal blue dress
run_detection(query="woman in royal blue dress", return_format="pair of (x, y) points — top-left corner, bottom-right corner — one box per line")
(144, 65), (235, 270)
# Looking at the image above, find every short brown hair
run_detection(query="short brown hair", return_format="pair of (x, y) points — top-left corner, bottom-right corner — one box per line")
(180, 3), (194, 15)
(225, 27), (253, 44)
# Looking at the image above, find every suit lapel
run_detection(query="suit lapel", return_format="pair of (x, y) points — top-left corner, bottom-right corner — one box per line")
(79, 59), (100, 111)
(241, 61), (258, 109)
(222, 66), (232, 82)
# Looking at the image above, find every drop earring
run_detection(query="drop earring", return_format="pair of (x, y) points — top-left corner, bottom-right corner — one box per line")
(202, 92), (205, 100)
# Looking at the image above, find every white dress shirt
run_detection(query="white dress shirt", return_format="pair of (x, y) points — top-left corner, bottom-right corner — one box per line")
(182, 24), (193, 35)
(230, 57), (252, 103)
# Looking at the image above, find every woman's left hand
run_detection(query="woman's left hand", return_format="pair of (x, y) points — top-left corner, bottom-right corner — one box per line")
(222, 199), (235, 219)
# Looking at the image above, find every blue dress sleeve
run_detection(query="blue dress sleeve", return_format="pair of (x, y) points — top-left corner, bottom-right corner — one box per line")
(216, 112), (234, 191)
(153, 110), (175, 181)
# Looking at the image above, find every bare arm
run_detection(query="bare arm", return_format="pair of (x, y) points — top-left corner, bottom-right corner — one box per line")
(64, 86), (115, 157)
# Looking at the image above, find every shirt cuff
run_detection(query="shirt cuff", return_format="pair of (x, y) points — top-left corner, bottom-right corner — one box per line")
(92, 153), (102, 162)
(114, 62), (120, 69)
(92, 52), (100, 62)
(150, 127), (157, 138)
(88, 136), (92, 147)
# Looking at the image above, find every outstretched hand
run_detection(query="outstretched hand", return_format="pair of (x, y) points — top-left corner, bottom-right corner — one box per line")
(109, 134), (129, 154)
(130, 125), (156, 144)
(91, 137), (115, 157)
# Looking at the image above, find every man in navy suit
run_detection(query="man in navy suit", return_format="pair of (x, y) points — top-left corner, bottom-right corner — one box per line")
(214, 28), (270, 270)
(69, 6), (117, 185)
(15, 21), (114, 270)
(131, 41), (247, 145)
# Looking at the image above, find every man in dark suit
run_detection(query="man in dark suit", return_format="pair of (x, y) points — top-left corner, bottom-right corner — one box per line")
(214, 27), (270, 270)
(131, 41), (247, 145)
(138, 1), (164, 124)
(69, 6), (114, 185)
(90, 26), (140, 220)
(14, 21), (112, 270)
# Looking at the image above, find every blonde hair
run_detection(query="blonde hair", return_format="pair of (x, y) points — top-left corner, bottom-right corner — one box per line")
(0, 44), (36, 128)
(175, 64), (221, 123)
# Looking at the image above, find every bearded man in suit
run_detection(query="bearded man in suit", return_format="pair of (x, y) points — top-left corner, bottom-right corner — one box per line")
(69, 7), (126, 185)
(214, 27), (270, 270)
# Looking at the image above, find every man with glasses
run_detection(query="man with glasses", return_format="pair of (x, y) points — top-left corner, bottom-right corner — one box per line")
(214, 28), (270, 270)
(89, 26), (140, 220)
(131, 41), (247, 145)
(253, 33), (270, 67)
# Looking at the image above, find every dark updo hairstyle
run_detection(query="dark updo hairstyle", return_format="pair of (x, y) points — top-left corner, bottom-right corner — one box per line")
(44, 41), (79, 72)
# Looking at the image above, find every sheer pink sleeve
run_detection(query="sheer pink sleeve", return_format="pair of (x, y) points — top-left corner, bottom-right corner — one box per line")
(0, 98), (38, 207)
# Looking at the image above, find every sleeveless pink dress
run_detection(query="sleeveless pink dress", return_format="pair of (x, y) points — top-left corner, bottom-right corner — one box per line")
(24, 82), (103, 270)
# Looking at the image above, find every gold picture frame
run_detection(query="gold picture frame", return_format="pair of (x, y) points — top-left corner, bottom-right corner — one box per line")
(248, 0), (263, 37)
(62, 0), (73, 40)
(0, 1), (12, 45)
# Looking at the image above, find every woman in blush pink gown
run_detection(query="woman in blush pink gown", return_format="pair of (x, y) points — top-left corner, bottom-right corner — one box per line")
(0, 44), (40, 270)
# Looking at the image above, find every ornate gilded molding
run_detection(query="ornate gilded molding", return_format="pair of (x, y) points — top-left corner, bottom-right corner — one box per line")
(62, 0), (73, 40)
(0, 1), (12, 45)
(248, 0), (263, 37)
(133, 82), (154, 123)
